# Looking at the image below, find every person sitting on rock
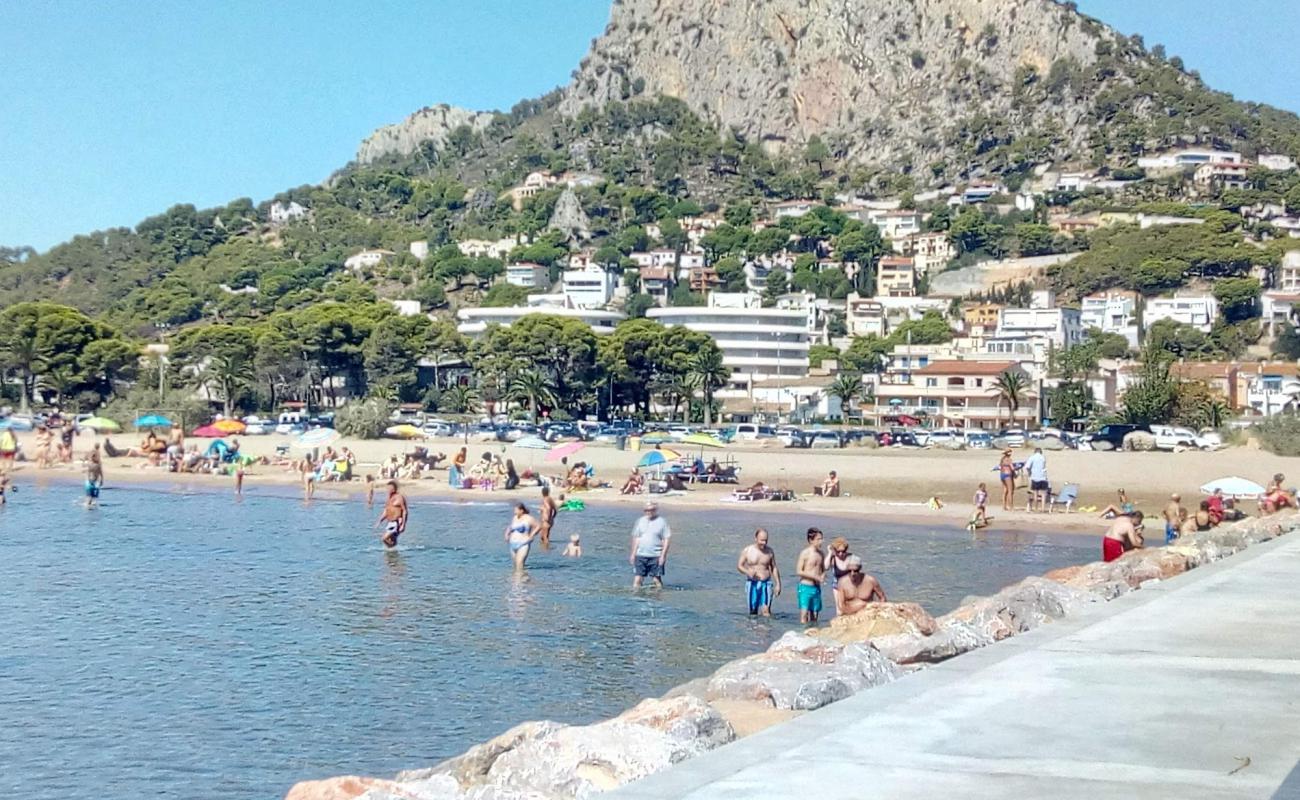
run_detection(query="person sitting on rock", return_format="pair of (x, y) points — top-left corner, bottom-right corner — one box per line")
(834, 556), (886, 615)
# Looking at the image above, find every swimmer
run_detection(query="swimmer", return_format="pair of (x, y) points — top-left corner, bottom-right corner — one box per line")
(365, 474), (375, 507)
(235, 466), (245, 496)
(376, 480), (409, 548)
(539, 485), (559, 548)
(562, 533), (582, 557)
(737, 528), (781, 616)
(84, 444), (104, 509)
(505, 502), (540, 570)
(834, 556), (887, 615)
(796, 528), (826, 624)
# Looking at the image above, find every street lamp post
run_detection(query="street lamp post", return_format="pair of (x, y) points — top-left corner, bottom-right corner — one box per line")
(144, 343), (169, 406)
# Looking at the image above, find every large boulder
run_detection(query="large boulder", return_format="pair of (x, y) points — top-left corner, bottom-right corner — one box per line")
(285, 777), (411, 800)
(940, 577), (1098, 640)
(706, 632), (900, 710)
(1117, 548), (1189, 580)
(870, 619), (993, 665)
(479, 696), (733, 798)
(814, 602), (937, 644)
(397, 721), (567, 787)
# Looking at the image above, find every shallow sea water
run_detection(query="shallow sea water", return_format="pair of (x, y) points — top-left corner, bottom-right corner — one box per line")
(0, 480), (1095, 799)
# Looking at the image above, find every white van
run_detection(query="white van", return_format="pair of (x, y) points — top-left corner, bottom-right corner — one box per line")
(732, 424), (777, 441)
(274, 411), (304, 435)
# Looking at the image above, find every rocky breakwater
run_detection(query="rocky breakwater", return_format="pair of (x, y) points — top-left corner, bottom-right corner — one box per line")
(286, 512), (1299, 800)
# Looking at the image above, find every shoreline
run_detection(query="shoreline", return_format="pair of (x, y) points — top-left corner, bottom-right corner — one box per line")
(11, 458), (1110, 539)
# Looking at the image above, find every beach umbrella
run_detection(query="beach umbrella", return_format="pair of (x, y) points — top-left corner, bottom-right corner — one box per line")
(513, 436), (549, 450)
(545, 441), (586, 462)
(191, 424), (224, 438)
(1200, 476), (1266, 499)
(680, 432), (724, 448)
(134, 414), (172, 428)
(294, 428), (340, 449)
(637, 449), (679, 468)
(384, 424), (424, 439)
(80, 416), (121, 432)
(213, 419), (245, 434)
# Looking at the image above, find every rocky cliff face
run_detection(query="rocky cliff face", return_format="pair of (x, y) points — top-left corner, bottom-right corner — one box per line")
(560, 0), (1149, 165)
(356, 104), (496, 164)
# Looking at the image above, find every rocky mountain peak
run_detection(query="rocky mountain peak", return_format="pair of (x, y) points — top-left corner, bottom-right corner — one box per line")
(559, 0), (1146, 166)
(356, 104), (496, 164)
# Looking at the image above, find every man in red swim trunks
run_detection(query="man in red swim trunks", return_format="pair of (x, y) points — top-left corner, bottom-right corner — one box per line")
(1102, 510), (1143, 562)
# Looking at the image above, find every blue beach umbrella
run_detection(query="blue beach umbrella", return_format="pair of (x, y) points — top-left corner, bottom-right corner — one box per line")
(294, 428), (340, 449)
(637, 449), (680, 468)
(134, 414), (172, 428)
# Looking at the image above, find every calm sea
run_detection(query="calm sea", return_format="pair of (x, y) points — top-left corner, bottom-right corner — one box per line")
(0, 480), (1095, 799)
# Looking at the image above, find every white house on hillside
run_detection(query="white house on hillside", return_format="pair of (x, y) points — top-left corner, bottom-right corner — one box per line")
(1145, 296), (1219, 333)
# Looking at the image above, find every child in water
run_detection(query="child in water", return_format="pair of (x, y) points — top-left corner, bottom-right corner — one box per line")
(562, 533), (582, 557)
(969, 482), (990, 529)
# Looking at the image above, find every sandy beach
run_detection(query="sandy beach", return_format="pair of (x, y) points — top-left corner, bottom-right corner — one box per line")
(10, 429), (1289, 536)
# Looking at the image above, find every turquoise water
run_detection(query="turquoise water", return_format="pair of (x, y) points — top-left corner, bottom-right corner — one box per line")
(0, 480), (1095, 799)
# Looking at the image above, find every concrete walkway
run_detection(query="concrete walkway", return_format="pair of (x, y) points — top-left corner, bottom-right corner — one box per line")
(613, 535), (1300, 800)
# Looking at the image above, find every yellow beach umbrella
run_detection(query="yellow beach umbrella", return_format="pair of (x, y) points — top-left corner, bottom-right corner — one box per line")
(213, 419), (246, 433)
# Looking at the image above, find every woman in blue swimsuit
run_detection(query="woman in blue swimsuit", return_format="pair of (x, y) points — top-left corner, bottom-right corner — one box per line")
(505, 502), (540, 571)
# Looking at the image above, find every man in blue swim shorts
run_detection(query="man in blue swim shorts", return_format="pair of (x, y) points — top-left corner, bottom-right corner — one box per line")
(737, 528), (781, 616)
(796, 527), (826, 624)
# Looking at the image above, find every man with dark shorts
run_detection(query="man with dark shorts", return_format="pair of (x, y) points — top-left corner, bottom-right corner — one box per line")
(796, 528), (826, 624)
(737, 528), (781, 616)
(539, 485), (559, 548)
(1024, 447), (1049, 512)
(630, 502), (671, 589)
(377, 480), (409, 548)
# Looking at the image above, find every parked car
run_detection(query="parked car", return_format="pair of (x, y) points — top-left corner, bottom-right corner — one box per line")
(842, 429), (875, 447)
(541, 422), (584, 442)
(925, 429), (963, 449)
(274, 411), (304, 435)
(997, 428), (1027, 448)
(1151, 425), (1220, 451)
(806, 430), (844, 449)
(965, 430), (994, 449)
(730, 423), (777, 442)
(778, 428), (807, 448)
(1, 415), (35, 432)
(1086, 423), (1151, 451)
(889, 430), (921, 448)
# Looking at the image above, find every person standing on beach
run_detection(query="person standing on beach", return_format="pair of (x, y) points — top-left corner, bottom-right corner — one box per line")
(377, 480), (409, 548)
(630, 502), (672, 589)
(505, 502), (540, 570)
(737, 528), (781, 616)
(539, 485), (559, 548)
(796, 528), (826, 624)
(1024, 447), (1048, 512)
(59, 418), (77, 464)
(1103, 510), (1143, 562)
(998, 449), (1016, 511)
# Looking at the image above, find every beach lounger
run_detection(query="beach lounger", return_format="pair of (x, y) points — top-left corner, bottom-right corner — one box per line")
(1049, 484), (1080, 513)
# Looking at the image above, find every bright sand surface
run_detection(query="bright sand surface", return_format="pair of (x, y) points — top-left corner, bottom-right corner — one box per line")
(11, 430), (1288, 535)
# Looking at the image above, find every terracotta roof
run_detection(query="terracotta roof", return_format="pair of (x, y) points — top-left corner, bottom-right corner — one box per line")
(914, 360), (1020, 376)
(639, 267), (673, 280)
(879, 256), (915, 267)
(1170, 362), (1238, 380)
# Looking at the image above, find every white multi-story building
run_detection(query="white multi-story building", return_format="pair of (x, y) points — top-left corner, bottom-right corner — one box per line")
(630, 249), (678, 269)
(459, 236), (525, 260)
(1194, 162), (1251, 191)
(1262, 292), (1300, 336)
(269, 201), (308, 225)
(1137, 148), (1244, 170)
(996, 306), (1083, 350)
(456, 296), (624, 338)
(870, 360), (1037, 430)
(561, 263), (618, 309)
(846, 293), (888, 338)
(343, 249), (394, 271)
(1276, 251), (1300, 292)
(1080, 292), (1139, 344)
(891, 232), (956, 275)
(505, 262), (550, 289)
(869, 210), (923, 240)
(409, 241), (430, 261)
(648, 293), (810, 390)
(1260, 154), (1298, 172)
(1145, 295), (1219, 333)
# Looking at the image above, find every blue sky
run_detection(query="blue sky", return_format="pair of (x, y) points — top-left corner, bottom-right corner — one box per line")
(1, 0), (1297, 252)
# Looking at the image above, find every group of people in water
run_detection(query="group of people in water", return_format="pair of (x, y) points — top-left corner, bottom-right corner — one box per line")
(737, 526), (886, 622)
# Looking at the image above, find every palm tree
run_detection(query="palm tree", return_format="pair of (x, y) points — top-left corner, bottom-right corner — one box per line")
(440, 385), (479, 414)
(687, 349), (730, 428)
(652, 372), (692, 423)
(827, 373), (864, 425)
(507, 369), (559, 423)
(195, 354), (254, 417)
(990, 370), (1030, 427)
